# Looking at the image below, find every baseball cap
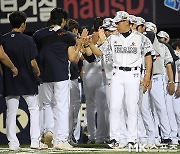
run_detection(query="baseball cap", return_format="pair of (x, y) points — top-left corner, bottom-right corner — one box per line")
(157, 31), (170, 40)
(145, 22), (157, 33)
(101, 18), (113, 28)
(113, 11), (129, 23)
(107, 22), (117, 31)
(136, 17), (145, 26)
(129, 15), (137, 24)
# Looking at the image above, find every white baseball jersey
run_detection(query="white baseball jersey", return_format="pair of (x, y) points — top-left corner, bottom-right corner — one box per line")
(175, 51), (180, 82)
(99, 31), (154, 68)
(153, 42), (173, 75)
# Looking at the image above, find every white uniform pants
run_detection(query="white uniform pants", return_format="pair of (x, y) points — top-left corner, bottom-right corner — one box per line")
(139, 89), (156, 144)
(39, 85), (54, 135)
(69, 79), (81, 140)
(166, 83), (179, 144)
(105, 80), (111, 139)
(119, 103), (128, 144)
(137, 106), (148, 144)
(6, 95), (40, 148)
(41, 80), (70, 146)
(84, 72), (107, 142)
(110, 69), (140, 143)
(150, 74), (171, 139)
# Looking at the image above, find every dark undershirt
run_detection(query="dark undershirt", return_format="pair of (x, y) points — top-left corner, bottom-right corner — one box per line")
(121, 29), (132, 38)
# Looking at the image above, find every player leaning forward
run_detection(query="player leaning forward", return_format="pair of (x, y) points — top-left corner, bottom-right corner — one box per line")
(89, 11), (153, 147)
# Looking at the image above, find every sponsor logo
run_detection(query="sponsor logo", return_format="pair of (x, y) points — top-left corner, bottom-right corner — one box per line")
(164, 0), (180, 11)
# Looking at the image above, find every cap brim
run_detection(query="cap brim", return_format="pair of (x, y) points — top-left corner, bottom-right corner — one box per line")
(108, 27), (117, 31)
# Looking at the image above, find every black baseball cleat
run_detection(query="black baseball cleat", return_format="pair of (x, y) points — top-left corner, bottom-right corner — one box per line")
(87, 139), (95, 144)
(161, 138), (172, 144)
(69, 134), (78, 146)
(107, 139), (120, 149)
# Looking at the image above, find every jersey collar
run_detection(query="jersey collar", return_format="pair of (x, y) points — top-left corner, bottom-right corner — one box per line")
(49, 25), (61, 32)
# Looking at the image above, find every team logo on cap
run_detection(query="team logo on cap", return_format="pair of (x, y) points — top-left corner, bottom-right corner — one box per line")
(122, 16), (128, 20)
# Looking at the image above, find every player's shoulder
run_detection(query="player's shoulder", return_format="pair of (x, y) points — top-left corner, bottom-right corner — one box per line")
(3, 31), (30, 39)
(66, 30), (77, 38)
(18, 33), (33, 42)
(132, 30), (144, 37)
(108, 32), (119, 41)
(159, 41), (168, 49)
(33, 27), (49, 36)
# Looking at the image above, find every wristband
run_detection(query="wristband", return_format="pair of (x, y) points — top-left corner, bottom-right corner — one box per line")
(84, 45), (89, 48)
(168, 81), (174, 84)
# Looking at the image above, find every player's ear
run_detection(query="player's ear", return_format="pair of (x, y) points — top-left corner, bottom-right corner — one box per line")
(125, 20), (129, 25)
(20, 22), (26, 31)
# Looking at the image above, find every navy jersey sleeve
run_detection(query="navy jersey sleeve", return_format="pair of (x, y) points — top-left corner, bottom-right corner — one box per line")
(0, 33), (3, 45)
(66, 32), (76, 47)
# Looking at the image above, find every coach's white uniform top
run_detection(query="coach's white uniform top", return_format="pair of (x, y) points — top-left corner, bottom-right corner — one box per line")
(99, 30), (154, 68)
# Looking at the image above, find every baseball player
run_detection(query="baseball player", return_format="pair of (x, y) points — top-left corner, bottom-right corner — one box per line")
(131, 17), (150, 146)
(129, 15), (138, 31)
(83, 17), (108, 144)
(157, 32), (180, 145)
(144, 22), (175, 144)
(100, 18), (129, 147)
(2, 11), (47, 150)
(134, 18), (158, 147)
(89, 11), (153, 148)
(66, 19), (82, 145)
(169, 39), (180, 144)
(157, 31), (170, 43)
(33, 8), (80, 150)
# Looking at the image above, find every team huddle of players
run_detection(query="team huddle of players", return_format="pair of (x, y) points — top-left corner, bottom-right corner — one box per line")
(0, 7), (180, 151)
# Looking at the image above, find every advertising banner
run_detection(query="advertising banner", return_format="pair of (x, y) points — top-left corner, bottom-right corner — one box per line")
(1, 0), (153, 33)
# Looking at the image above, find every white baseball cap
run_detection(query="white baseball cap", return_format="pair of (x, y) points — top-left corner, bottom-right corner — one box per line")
(129, 15), (137, 24)
(136, 17), (145, 26)
(145, 22), (157, 33)
(107, 23), (117, 31)
(157, 31), (170, 40)
(113, 11), (129, 23)
(102, 18), (113, 28)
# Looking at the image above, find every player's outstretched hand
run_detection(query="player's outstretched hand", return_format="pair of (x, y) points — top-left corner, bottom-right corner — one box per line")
(98, 28), (106, 44)
(11, 66), (18, 77)
(91, 32), (99, 44)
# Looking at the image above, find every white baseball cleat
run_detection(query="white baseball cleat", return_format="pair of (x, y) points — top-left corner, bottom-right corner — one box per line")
(30, 142), (48, 150)
(9, 146), (21, 151)
(54, 140), (73, 150)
